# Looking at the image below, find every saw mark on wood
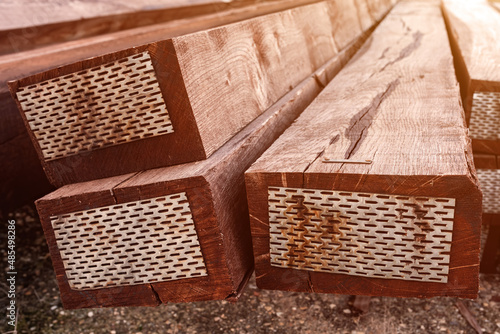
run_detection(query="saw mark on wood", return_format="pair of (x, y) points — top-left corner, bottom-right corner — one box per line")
(344, 79), (399, 159)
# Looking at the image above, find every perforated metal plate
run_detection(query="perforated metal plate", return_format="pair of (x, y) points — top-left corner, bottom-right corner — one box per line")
(469, 91), (500, 140)
(16, 51), (174, 161)
(51, 193), (206, 290)
(268, 187), (456, 283)
(477, 169), (500, 214)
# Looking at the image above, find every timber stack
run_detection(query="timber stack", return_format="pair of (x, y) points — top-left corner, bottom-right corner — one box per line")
(0, 0), (327, 212)
(4, 0), (490, 310)
(245, 0), (482, 299)
(6, 0), (397, 308)
(442, 0), (500, 273)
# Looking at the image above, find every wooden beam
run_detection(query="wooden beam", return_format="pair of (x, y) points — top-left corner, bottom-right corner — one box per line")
(35, 32), (372, 308)
(0, 0), (312, 55)
(245, 0), (481, 299)
(0, 0), (326, 211)
(0, 0), (325, 147)
(473, 154), (498, 169)
(442, 0), (500, 155)
(477, 169), (500, 273)
(480, 214), (500, 273)
(9, 0), (377, 188)
(490, 0), (500, 12)
(365, 0), (398, 22)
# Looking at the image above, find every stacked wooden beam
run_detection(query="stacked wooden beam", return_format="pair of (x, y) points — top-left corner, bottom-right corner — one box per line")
(442, 0), (500, 157)
(10, 0), (377, 187)
(0, 0), (318, 55)
(9, 0), (396, 308)
(0, 0), (323, 213)
(443, 0), (500, 273)
(478, 170), (500, 272)
(245, 0), (481, 298)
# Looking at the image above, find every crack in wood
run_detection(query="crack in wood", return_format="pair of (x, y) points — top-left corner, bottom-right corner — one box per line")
(379, 30), (423, 73)
(302, 134), (340, 175)
(344, 79), (400, 159)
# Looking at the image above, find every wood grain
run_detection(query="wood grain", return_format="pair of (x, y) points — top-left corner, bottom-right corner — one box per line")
(442, 0), (500, 153)
(0, 0), (322, 211)
(442, 0), (500, 85)
(10, 0), (374, 187)
(491, 1), (500, 12)
(34, 29), (373, 308)
(443, 0), (500, 275)
(246, 0), (481, 299)
(0, 0), (302, 55)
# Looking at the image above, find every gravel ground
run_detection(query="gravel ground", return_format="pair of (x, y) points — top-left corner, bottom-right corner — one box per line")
(1, 205), (499, 334)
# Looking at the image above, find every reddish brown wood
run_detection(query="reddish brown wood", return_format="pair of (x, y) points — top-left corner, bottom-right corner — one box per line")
(34, 35), (369, 308)
(480, 214), (500, 274)
(472, 139), (500, 156)
(9, 40), (205, 187)
(9, 0), (368, 188)
(0, 133), (54, 215)
(245, 0), (481, 299)
(0, 0), (323, 211)
(473, 154), (498, 169)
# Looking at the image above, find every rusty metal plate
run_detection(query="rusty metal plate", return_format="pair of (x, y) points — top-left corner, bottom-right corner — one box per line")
(477, 169), (500, 214)
(268, 187), (455, 283)
(16, 51), (174, 161)
(469, 91), (500, 140)
(51, 192), (207, 290)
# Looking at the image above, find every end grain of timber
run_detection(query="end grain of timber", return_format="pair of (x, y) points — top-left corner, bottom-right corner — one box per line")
(0, 0), (323, 210)
(9, 0), (373, 187)
(34, 28), (373, 308)
(245, 0), (481, 299)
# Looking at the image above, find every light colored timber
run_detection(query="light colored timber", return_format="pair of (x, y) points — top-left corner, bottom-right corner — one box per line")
(245, 0), (481, 298)
(491, 1), (500, 12)
(9, 0), (387, 187)
(35, 32), (373, 308)
(442, 0), (500, 85)
(0, 0), (295, 55)
(442, 0), (500, 155)
(0, 0), (237, 31)
(175, 0), (368, 158)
